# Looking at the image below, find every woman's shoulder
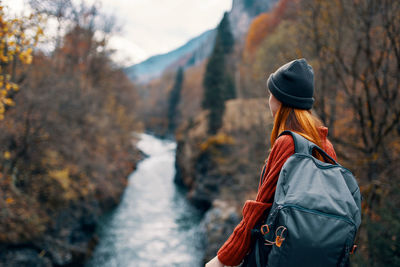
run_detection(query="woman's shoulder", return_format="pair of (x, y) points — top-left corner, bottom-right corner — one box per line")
(273, 129), (337, 161)
(274, 134), (295, 148)
(264, 134), (296, 169)
(271, 134), (295, 156)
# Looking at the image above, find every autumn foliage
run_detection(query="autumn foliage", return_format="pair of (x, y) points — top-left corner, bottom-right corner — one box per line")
(240, 0), (400, 265)
(245, 0), (295, 55)
(0, 2), (141, 265)
(0, 5), (43, 120)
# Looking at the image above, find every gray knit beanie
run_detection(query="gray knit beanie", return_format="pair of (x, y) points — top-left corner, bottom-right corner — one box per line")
(267, 58), (314, 110)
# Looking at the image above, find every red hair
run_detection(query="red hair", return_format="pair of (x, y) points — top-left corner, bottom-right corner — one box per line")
(270, 105), (323, 157)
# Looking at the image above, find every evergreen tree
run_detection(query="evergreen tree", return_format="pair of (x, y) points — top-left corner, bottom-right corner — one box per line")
(217, 12), (234, 55)
(224, 73), (236, 101)
(168, 67), (184, 133)
(202, 12), (235, 134)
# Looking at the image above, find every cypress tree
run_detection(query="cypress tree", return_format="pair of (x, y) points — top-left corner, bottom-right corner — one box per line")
(168, 67), (184, 133)
(219, 12), (236, 101)
(218, 12), (234, 55)
(224, 73), (236, 101)
(202, 12), (235, 134)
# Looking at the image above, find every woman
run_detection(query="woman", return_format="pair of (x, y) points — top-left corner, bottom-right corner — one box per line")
(205, 58), (337, 267)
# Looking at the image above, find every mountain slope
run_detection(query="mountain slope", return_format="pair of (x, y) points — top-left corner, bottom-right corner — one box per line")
(125, 29), (216, 84)
(125, 0), (279, 84)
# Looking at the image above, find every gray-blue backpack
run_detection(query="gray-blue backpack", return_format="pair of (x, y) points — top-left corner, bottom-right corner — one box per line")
(242, 131), (362, 267)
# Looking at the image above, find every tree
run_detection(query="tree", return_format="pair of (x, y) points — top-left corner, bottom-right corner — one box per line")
(218, 12), (234, 55)
(202, 12), (235, 134)
(168, 67), (184, 133)
(295, 0), (400, 265)
(0, 5), (43, 120)
(243, 0), (400, 263)
(244, 0), (291, 55)
(0, 2), (141, 265)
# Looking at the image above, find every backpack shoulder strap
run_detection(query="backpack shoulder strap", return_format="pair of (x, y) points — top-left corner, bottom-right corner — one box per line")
(278, 130), (311, 154)
(278, 130), (338, 165)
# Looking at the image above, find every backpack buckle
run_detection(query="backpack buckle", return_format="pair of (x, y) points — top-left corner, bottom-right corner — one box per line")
(350, 244), (357, 255)
(260, 224), (270, 235)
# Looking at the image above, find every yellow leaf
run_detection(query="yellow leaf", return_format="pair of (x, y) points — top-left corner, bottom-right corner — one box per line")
(4, 98), (14, 106)
(1, 54), (8, 63)
(37, 27), (43, 35)
(49, 168), (70, 189)
(4, 151), (11, 159)
(26, 55), (32, 64)
(6, 197), (14, 204)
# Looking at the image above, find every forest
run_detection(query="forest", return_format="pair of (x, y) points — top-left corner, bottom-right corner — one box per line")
(243, 2), (400, 265)
(0, 1), (142, 265)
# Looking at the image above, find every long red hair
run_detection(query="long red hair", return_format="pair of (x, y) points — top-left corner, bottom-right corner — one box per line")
(270, 105), (323, 150)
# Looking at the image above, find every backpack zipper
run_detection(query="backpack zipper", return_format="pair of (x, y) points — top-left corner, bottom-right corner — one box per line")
(281, 204), (356, 227)
(266, 205), (283, 225)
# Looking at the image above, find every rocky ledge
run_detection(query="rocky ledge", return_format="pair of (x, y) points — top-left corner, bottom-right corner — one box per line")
(175, 98), (273, 262)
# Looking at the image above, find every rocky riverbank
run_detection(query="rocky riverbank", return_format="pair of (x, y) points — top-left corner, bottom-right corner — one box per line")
(0, 143), (143, 267)
(175, 98), (273, 262)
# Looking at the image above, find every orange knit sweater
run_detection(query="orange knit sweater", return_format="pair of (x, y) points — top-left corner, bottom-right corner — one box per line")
(217, 127), (337, 266)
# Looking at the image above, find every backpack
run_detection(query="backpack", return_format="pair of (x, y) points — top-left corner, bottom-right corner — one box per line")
(242, 131), (362, 267)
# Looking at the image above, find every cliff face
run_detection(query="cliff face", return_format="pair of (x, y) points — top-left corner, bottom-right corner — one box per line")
(175, 98), (273, 261)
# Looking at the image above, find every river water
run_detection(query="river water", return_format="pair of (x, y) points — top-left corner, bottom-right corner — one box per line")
(86, 133), (204, 267)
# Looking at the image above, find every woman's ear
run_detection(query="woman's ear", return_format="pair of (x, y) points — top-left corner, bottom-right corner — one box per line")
(269, 94), (281, 118)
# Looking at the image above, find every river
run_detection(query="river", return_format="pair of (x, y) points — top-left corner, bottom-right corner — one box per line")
(86, 133), (204, 267)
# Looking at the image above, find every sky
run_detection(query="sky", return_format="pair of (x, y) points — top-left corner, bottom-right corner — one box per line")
(4, 0), (232, 66)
